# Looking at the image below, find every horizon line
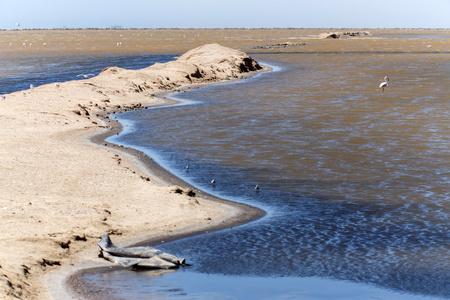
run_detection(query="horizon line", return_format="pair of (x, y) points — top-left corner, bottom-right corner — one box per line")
(1, 27), (450, 31)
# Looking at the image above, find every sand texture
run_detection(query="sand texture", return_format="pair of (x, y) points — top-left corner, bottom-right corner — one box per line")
(0, 43), (264, 299)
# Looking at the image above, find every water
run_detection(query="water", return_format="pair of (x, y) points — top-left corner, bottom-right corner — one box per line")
(102, 50), (450, 299)
(0, 52), (175, 94)
(80, 270), (445, 300)
(1, 29), (449, 299)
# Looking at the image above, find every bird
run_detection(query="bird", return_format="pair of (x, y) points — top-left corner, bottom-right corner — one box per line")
(379, 76), (389, 93)
(1, 95), (6, 100)
(77, 74), (95, 79)
(211, 179), (216, 186)
(55, 83), (60, 88)
(185, 166), (189, 170)
(255, 185), (260, 191)
(30, 84), (34, 90)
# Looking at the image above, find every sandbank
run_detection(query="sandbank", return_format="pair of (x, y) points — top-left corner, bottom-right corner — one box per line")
(0, 44), (266, 299)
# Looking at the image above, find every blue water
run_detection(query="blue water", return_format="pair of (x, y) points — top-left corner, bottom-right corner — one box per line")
(81, 269), (445, 300)
(0, 53), (175, 94)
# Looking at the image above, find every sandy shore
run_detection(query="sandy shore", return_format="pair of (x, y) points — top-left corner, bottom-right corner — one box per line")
(0, 44), (266, 299)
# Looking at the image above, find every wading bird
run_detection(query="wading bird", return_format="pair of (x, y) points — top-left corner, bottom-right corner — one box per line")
(77, 74), (95, 79)
(379, 76), (389, 93)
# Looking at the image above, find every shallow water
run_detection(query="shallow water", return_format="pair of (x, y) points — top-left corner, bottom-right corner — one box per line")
(105, 42), (450, 298)
(1, 29), (449, 299)
(80, 269), (445, 300)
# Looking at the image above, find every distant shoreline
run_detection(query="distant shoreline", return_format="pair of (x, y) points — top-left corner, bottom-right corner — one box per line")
(2, 27), (449, 31)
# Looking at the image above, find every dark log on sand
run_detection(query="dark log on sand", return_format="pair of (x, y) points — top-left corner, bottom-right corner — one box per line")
(97, 233), (185, 269)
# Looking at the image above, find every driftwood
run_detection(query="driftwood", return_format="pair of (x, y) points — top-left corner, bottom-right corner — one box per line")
(97, 233), (185, 269)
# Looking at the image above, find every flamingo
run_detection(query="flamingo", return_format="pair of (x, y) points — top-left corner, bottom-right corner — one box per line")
(379, 76), (389, 93)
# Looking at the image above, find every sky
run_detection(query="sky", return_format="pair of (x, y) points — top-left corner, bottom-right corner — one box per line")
(0, 0), (449, 30)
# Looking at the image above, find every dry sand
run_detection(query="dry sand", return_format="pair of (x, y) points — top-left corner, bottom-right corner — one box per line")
(0, 43), (266, 299)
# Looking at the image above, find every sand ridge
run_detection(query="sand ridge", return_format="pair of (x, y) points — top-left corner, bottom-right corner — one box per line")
(0, 43), (265, 299)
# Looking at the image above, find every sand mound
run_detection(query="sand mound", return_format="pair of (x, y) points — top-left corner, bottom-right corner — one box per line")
(86, 43), (262, 102)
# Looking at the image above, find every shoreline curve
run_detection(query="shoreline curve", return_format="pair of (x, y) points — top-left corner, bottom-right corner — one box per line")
(61, 59), (268, 298)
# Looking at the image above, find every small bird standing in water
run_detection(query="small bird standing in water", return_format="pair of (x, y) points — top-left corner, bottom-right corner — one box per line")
(211, 179), (215, 186)
(77, 74), (95, 79)
(379, 76), (389, 93)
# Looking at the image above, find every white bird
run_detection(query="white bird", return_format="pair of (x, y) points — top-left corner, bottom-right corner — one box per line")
(1, 95), (6, 100)
(185, 165), (189, 170)
(379, 76), (389, 93)
(16, 23), (20, 27)
(77, 74), (95, 79)
(255, 185), (260, 191)
(211, 179), (216, 186)
(30, 84), (34, 90)
(55, 83), (60, 88)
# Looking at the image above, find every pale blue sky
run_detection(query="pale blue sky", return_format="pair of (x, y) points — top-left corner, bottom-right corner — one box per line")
(0, 0), (449, 29)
